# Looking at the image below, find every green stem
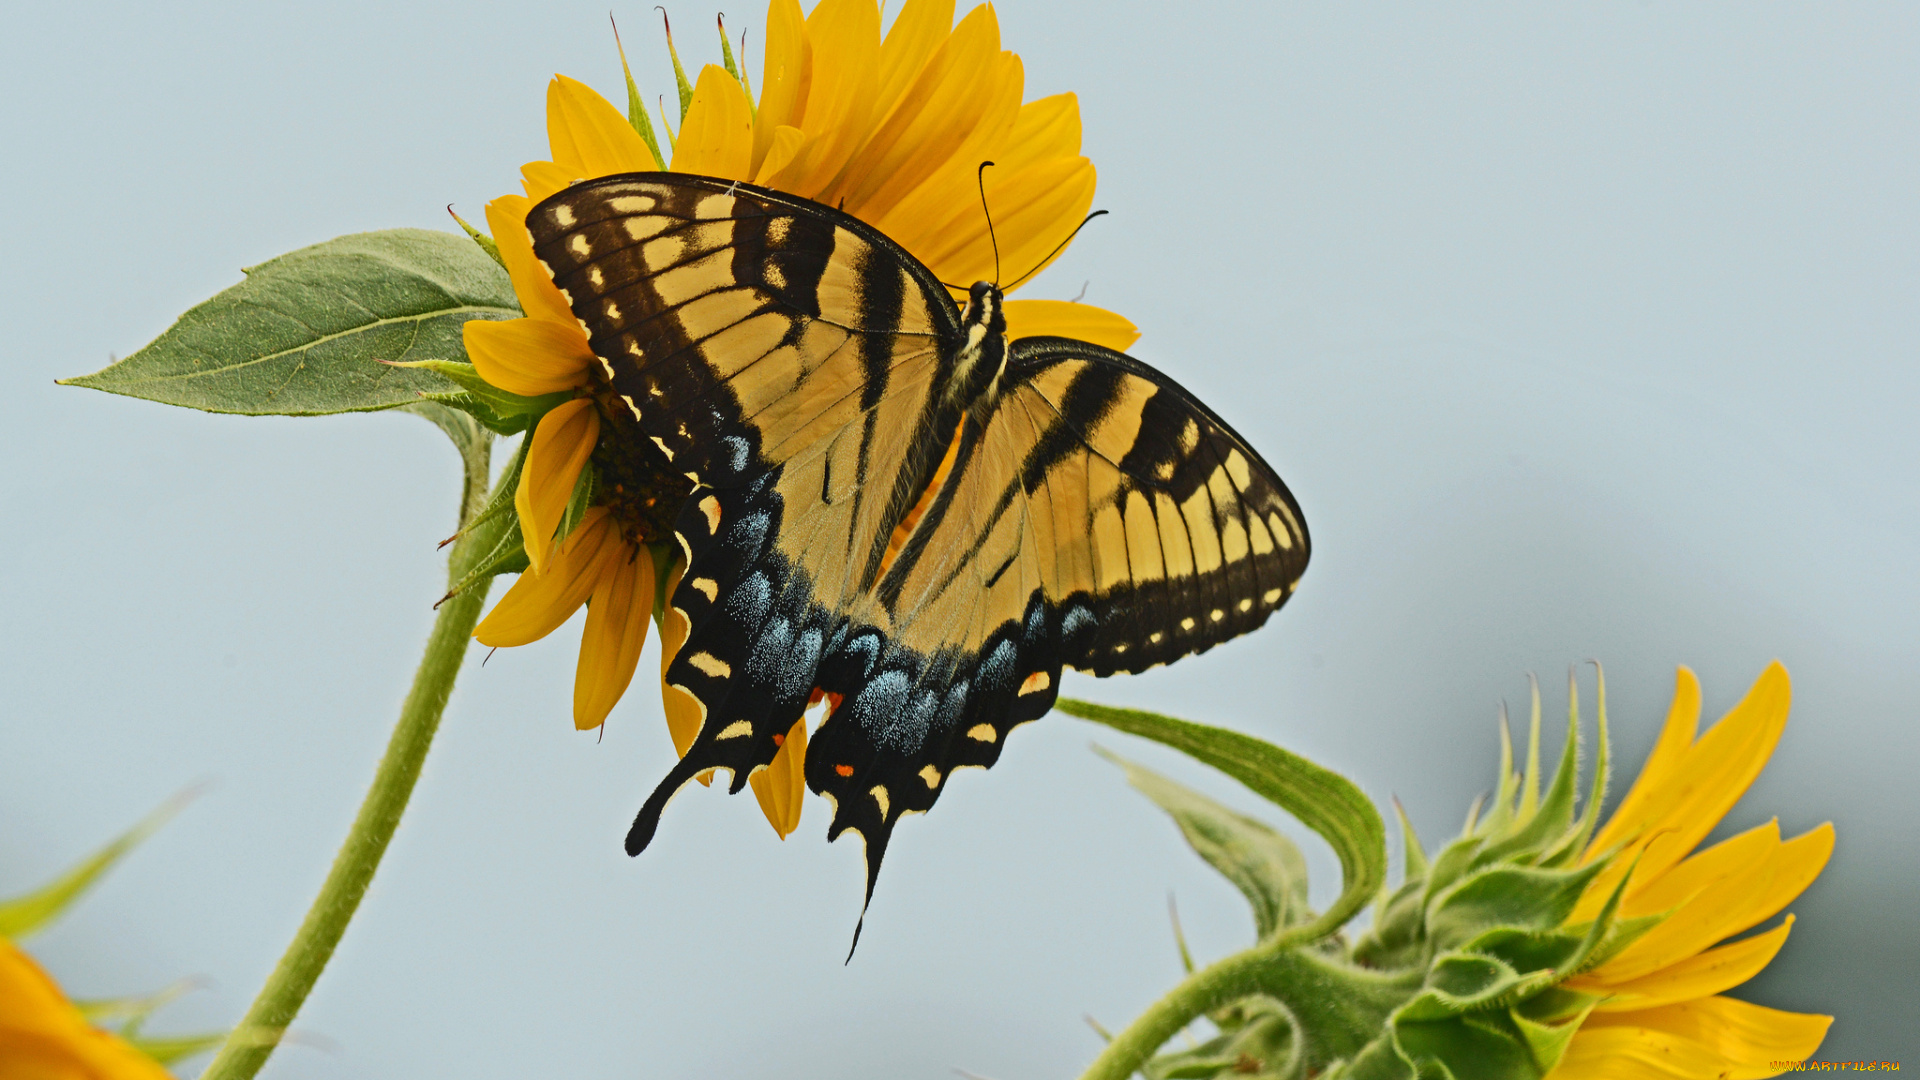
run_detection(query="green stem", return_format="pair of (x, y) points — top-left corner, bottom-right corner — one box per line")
(1078, 934), (1419, 1080)
(200, 437), (502, 1080)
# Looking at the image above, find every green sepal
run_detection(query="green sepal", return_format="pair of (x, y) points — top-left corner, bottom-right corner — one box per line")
(1389, 1013), (1540, 1080)
(1097, 746), (1313, 939)
(614, 16), (668, 168)
(1512, 986), (1602, 1025)
(648, 539), (681, 625)
(0, 790), (195, 938)
(715, 15), (758, 122)
(1145, 999), (1300, 1080)
(556, 459), (600, 548)
(445, 206), (505, 270)
(72, 979), (195, 1025)
(1507, 1001), (1593, 1076)
(393, 359), (574, 435)
(661, 9), (694, 123)
(1395, 798), (1429, 881)
(443, 514), (527, 605)
(1477, 711), (1519, 837)
(128, 1030), (230, 1066)
(1058, 700), (1387, 946)
(60, 229), (516, 415)
(1476, 675), (1582, 866)
(439, 434), (530, 603)
(1395, 952), (1557, 1023)
(1350, 877), (1427, 971)
(1425, 861), (1606, 954)
(717, 14), (743, 84)
(1418, 833), (1486, 921)
(1540, 667), (1610, 868)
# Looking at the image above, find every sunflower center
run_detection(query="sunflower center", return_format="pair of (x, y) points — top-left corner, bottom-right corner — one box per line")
(588, 389), (693, 547)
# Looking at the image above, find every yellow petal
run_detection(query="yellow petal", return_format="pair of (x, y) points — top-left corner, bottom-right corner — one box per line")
(1633, 662), (1792, 884)
(547, 73), (660, 178)
(753, 125), (807, 186)
(464, 317), (594, 398)
(670, 65), (755, 180)
(1574, 916), (1794, 1012)
(655, 559), (714, 786)
(768, 0), (881, 197)
(1587, 824), (1826, 985)
(0, 940), (174, 1080)
(980, 157), (1098, 291)
(1614, 820), (1781, 923)
(1591, 836), (1781, 983)
(869, 44), (1023, 267)
(830, 1), (1004, 218)
(1577, 997), (1830, 1078)
(516, 399), (600, 574)
(1586, 666), (1703, 859)
(474, 509), (619, 647)
(874, 0), (955, 117)
(1579, 664), (1789, 913)
(751, 0), (812, 174)
(1550, 1025), (1750, 1080)
(1003, 299), (1140, 352)
(748, 715), (809, 838)
(952, 93), (1093, 291)
(483, 194), (578, 328)
(997, 92), (1084, 173)
(573, 542), (656, 731)
(519, 159), (576, 204)
(1721, 823), (1833, 941)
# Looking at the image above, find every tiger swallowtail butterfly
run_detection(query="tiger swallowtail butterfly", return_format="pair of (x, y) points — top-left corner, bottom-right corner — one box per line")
(525, 172), (1309, 937)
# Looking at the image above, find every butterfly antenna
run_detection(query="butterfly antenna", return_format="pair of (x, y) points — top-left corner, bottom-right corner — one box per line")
(977, 160), (1000, 286)
(1003, 210), (1109, 292)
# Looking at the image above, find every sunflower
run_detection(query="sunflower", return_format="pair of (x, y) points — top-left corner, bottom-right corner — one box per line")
(0, 940), (174, 1080)
(1547, 662), (1833, 1078)
(468, 0), (1135, 838)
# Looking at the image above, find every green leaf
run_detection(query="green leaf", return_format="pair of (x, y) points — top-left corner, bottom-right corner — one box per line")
(60, 229), (517, 415)
(1057, 700), (1386, 946)
(398, 401), (491, 525)
(1097, 746), (1312, 939)
(0, 790), (195, 938)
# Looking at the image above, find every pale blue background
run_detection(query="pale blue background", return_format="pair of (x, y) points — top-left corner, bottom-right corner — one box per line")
(2, 2), (1914, 1075)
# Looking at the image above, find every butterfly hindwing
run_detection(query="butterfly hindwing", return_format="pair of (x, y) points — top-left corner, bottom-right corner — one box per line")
(525, 173), (1308, 919)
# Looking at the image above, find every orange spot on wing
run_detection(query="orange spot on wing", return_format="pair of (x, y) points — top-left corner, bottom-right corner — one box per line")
(772, 732), (786, 747)
(834, 764), (854, 777)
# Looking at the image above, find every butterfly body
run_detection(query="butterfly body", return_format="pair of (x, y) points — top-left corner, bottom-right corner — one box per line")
(525, 173), (1308, 913)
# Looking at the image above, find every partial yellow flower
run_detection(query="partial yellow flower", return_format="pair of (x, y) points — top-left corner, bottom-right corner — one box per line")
(473, 0), (1138, 839)
(0, 939), (173, 1080)
(1548, 662), (1833, 1079)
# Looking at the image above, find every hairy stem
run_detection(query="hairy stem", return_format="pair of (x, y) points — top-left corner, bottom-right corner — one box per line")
(1078, 933), (1418, 1080)
(200, 435), (500, 1080)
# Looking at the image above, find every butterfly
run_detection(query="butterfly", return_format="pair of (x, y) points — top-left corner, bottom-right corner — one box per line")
(525, 172), (1309, 930)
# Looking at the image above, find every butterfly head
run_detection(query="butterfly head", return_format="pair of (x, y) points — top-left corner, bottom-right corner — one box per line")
(957, 281), (1010, 407)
